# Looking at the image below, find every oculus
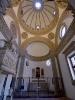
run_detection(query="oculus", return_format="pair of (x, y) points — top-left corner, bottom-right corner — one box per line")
(18, 0), (59, 35)
(46, 59), (51, 66)
(35, 1), (42, 10)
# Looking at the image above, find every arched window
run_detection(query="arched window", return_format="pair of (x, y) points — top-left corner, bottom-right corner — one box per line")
(59, 23), (67, 39)
(36, 67), (40, 78)
(41, 68), (44, 78)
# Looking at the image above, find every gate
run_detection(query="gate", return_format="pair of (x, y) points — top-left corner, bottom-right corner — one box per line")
(13, 77), (64, 98)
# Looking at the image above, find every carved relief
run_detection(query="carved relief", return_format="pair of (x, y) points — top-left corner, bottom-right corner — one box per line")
(2, 49), (18, 73)
(18, 0), (59, 35)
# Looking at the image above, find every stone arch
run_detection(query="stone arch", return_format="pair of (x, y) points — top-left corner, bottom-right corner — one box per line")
(20, 37), (55, 61)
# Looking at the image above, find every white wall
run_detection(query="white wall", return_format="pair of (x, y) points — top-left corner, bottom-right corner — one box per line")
(22, 59), (53, 91)
(58, 36), (75, 100)
(0, 74), (6, 95)
(4, 75), (12, 100)
(16, 57), (21, 78)
(23, 58), (53, 78)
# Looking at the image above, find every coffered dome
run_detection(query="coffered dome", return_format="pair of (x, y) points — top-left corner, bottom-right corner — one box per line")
(18, 0), (59, 35)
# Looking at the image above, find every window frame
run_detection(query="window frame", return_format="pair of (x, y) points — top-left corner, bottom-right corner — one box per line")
(67, 50), (75, 85)
(63, 41), (75, 85)
(59, 23), (67, 39)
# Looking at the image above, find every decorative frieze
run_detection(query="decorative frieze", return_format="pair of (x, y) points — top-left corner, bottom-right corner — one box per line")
(1, 49), (18, 74)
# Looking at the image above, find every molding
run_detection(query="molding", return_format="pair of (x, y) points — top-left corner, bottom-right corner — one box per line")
(25, 50), (51, 61)
(21, 37), (55, 50)
(55, 0), (68, 9)
(0, 15), (12, 40)
(18, 0), (59, 35)
(48, 32), (55, 40)
(11, 0), (21, 7)
(63, 41), (75, 55)
(20, 37), (55, 61)
(6, 8), (21, 46)
(55, 8), (74, 47)
(18, 56), (25, 77)
(21, 32), (28, 39)
(55, 55), (66, 96)
(63, 41), (75, 85)
(55, 18), (75, 55)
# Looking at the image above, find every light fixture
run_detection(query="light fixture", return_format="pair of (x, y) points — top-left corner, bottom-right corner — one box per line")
(34, 0), (42, 10)
(53, 11), (56, 15)
(46, 59), (51, 66)
(36, 25), (40, 29)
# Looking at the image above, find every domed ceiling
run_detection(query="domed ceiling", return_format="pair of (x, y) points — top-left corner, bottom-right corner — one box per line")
(3, 0), (74, 60)
(18, 0), (59, 35)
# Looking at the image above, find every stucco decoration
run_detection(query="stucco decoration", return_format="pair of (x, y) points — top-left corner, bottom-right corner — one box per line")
(55, 0), (68, 9)
(48, 32), (55, 40)
(22, 32), (28, 39)
(18, 0), (59, 35)
(20, 37), (55, 61)
(55, 9), (74, 45)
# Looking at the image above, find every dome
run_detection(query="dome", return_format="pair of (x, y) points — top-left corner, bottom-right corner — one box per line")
(18, 0), (59, 35)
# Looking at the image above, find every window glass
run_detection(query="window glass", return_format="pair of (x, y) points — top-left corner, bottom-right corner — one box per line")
(71, 56), (75, 67)
(67, 51), (75, 81)
(60, 24), (67, 39)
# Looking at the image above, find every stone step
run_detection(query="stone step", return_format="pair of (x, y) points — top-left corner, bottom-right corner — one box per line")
(28, 82), (49, 91)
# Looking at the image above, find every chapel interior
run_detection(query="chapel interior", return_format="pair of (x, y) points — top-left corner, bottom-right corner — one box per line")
(0, 0), (75, 100)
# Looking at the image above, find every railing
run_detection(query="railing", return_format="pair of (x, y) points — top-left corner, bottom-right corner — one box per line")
(13, 77), (65, 98)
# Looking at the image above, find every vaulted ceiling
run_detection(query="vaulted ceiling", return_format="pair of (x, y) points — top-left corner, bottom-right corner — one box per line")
(1, 0), (74, 60)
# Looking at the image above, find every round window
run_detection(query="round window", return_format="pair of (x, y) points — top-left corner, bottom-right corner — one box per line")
(60, 24), (67, 39)
(46, 59), (51, 67)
